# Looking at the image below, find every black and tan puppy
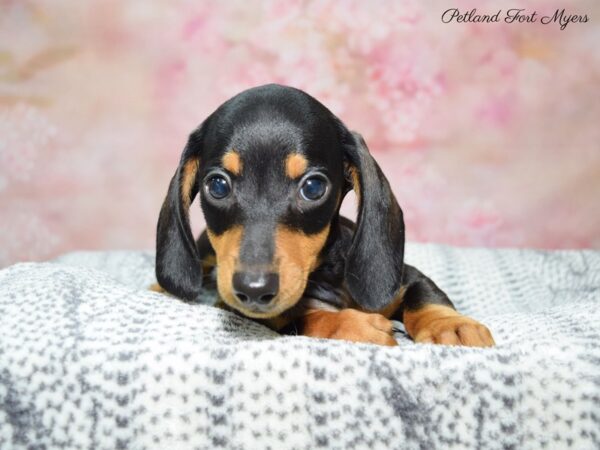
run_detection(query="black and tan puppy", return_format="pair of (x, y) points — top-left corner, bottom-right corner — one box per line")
(154, 84), (494, 347)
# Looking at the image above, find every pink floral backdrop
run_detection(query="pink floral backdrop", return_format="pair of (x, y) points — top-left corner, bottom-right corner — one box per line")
(1, 0), (599, 267)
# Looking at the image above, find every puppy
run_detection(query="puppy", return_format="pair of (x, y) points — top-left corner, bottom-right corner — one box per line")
(154, 84), (494, 347)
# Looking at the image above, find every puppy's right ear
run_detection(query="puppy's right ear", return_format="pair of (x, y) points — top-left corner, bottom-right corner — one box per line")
(155, 128), (205, 302)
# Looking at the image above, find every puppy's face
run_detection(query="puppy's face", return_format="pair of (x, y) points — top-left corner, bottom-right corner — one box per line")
(198, 97), (345, 318)
(157, 85), (405, 313)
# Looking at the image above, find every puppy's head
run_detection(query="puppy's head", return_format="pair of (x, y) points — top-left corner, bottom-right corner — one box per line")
(156, 84), (404, 318)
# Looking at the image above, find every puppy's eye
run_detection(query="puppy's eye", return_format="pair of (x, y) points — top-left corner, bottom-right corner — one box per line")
(206, 175), (231, 199)
(300, 176), (327, 201)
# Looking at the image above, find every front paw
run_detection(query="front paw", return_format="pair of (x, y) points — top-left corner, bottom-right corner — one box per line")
(302, 309), (397, 346)
(404, 305), (495, 347)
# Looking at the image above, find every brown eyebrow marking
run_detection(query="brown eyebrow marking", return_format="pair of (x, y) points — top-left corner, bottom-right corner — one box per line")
(222, 150), (242, 175)
(285, 153), (308, 179)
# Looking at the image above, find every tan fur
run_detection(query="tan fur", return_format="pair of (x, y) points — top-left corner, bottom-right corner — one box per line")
(285, 153), (308, 179)
(222, 150), (242, 175)
(149, 283), (165, 293)
(404, 304), (495, 347)
(301, 309), (396, 346)
(348, 165), (361, 203)
(202, 254), (216, 271)
(148, 283), (177, 300)
(206, 224), (330, 319)
(273, 225), (330, 315)
(376, 286), (406, 318)
(206, 226), (244, 313)
(181, 157), (199, 210)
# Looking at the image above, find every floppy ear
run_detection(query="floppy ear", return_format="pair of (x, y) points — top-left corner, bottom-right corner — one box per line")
(155, 129), (205, 302)
(343, 131), (405, 311)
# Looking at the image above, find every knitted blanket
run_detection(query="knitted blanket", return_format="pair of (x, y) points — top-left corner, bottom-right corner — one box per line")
(0, 244), (598, 449)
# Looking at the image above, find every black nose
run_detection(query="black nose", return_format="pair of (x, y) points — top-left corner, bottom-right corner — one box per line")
(232, 272), (279, 305)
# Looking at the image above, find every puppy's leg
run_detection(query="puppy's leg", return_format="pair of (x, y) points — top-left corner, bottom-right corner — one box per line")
(300, 309), (397, 346)
(395, 264), (495, 347)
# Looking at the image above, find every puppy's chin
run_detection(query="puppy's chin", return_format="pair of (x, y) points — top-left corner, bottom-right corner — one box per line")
(231, 306), (285, 319)
(219, 292), (302, 319)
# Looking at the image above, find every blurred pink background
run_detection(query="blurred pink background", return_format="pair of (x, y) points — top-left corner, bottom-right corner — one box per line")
(1, 0), (599, 267)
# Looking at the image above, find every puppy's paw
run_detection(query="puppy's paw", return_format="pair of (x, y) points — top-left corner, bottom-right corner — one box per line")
(302, 309), (397, 346)
(404, 305), (495, 347)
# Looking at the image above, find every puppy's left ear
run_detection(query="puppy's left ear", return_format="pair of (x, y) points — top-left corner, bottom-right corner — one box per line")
(342, 131), (405, 311)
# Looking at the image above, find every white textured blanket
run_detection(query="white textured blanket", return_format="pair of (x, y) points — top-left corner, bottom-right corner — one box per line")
(0, 244), (599, 449)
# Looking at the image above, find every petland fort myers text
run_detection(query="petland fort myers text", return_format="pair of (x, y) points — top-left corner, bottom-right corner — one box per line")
(442, 8), (588, 30)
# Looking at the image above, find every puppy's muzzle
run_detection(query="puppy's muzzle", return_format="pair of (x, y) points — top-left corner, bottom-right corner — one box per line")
(232, 271), (279, 310)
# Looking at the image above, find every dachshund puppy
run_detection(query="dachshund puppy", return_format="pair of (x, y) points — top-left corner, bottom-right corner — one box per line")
(154, 84), (495, 347)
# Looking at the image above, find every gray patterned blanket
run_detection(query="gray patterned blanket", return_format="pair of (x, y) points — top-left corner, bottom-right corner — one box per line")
(0, 244), (599, 450)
